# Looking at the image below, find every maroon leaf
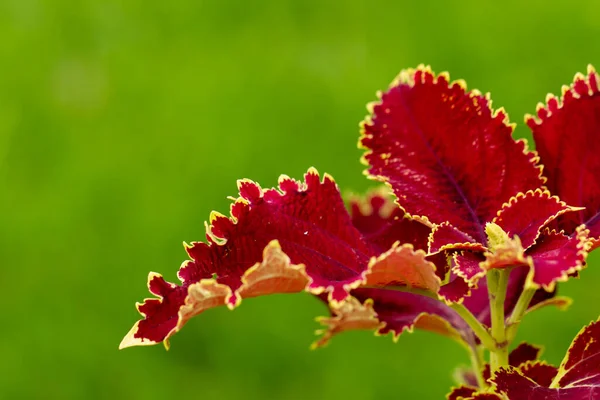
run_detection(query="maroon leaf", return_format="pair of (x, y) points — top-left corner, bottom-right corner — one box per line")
(519, 361), (558, 387)
(312, 297), (383, 349)
(526, 226), (590, 290)
(493, 368), (600, 400)
(447, 386), (477, 400)
(483, 342), (543, 381)
(362, 242), (440, 293)
(121, 170), (445, 349)
(492, 319), (600, 399)
(360, 65), (543, 243)
(349, 189), (432, 253)
(429, 222), (487, 254)
(446, 386), (503, 400)
(121, 170), (378, 348)
(331, 288), (477, 347)
(439, 270), (472, 304)
(528, 65), (600, 247)
(509, 343), (543, 368)
(453, 252), (485, 283)
(493, 189), (579, 250)
(555, 318), (600, 387)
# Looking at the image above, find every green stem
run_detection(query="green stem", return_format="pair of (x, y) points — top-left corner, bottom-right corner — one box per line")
(488, 269), (510, 373)
(506, 287), (536, 343)
(468, 345), (487, 389)
(450, 303), (496, 352)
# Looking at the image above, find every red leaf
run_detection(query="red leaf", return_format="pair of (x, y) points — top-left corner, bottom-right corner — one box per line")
(492, 319), (600, 399)
(526, 226), (590, 290)
(446, 386), (503, 400)
(121, 169), (381, 348)
(528, 65), (600, 245)
(349, 189), (433, 253)
(482, 342), (544, 381)
(493, 189), (580, 249)
(350, 288), (476, 347)
(555, 318), (600, 387)
(360, 65), (543, 243)
(121, 170), (454, 348)
(312, 297), (383, 349)
(447, 386), (477, 400)
(438, 271), (472, 304)
(428, 222), (487, 254)
(509, 343), (543, 368)
(519, 361), (558, 387)
(362, 243), (441, 293)
(453, 251), (485, 283)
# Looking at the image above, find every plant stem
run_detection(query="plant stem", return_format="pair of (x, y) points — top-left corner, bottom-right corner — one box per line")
(450, 303), (496, 352)
(468, 345), (488, 389)
(506, 287), (536, 343)
(488, 269), (510, 373)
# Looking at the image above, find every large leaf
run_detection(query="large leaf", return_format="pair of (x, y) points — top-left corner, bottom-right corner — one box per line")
(492, 319), (600, 399)
(360, 65), (543, 243)
(120, 169), (439, 348)
(528, 65), (600, 248)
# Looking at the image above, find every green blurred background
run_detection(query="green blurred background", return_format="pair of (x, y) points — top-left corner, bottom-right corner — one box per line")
(2, 0), (600, 398)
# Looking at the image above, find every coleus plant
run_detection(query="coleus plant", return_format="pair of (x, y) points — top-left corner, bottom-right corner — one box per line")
(121, 65), (600, 399)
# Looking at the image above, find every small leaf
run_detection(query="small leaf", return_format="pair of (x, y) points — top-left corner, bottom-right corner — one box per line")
(363, 243), (441, 293)
(446, 386), (503, 400)
(446, 386), (477, 400)
(519, 361), (558, 387)
(312, 297), (383, 349)
(493, 189), (580, 249)
(349, 189), (432, 253)
(453, 252), (485, 283)
(526, 226), (590, 290)
(508, 343), (544, 368)
(429, 222), (487, 254)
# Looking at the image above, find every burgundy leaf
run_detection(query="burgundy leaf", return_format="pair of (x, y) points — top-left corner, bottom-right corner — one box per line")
(493, 189), (579, 250)
(453, 251), (485, 283)
(492, 319), (600, 399)
(352, 288), (476, 346)
(519, 361), (558, 387)
(121, 170), (384, 348)
(361, 65), (543, 243)
(528, 65), (600, 247)
(526, 226), (590, 290)
(121, 170), (447, 348)
(349, 189), (432, 253)
(446, 386), (503, 400)
(447, 386), (477, 400)
(509, 343), (543, 368)
(493, 368), (600, 400)
(555, 318), (600, 387)
(429, 222), (487, 254)
(483, 342), (544, 381)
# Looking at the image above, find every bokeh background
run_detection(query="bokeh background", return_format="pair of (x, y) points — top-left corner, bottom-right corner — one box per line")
(2, 1), (600, 399)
